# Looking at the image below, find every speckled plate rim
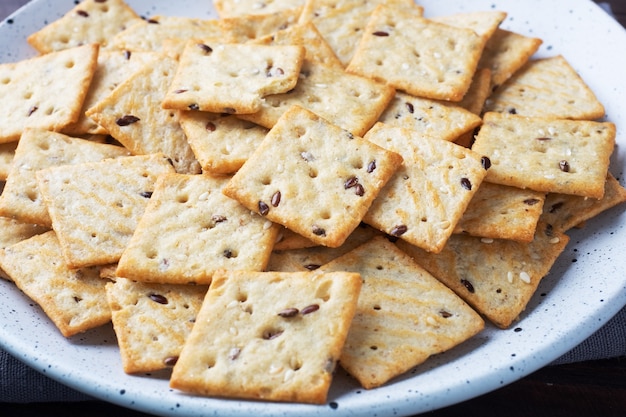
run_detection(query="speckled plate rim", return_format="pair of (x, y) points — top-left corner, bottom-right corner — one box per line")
(1, 1), (626, 416)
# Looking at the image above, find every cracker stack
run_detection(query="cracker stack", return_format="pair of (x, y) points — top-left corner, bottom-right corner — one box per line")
(0, 0), (625, 405)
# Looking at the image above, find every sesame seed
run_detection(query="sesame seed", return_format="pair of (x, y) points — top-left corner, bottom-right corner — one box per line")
(481, 238), (494, 243)
(519, 271), (531, 283)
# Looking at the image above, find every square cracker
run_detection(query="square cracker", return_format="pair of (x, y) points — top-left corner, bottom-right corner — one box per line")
(106, 278), (208, 374)
(169, 269), (362, 404)
(346, 4), (483, 101)
(484, 55), (605, 120)
(223, 105), (403, 248)
(86, 56), (201, 174)
(472, 112), (615, 199)
(250, 22), (343, 69)
(363, 123), (488, 253)
(0, 128), (130, 227)
(430, 10), (507, 47)
(116, 173), (280, 285)
(377, 91), (482, 142)
(26, 0), (142, 54)
(319, 236), (484, 389)
(477, 28), (543, 91)
(63, 50), (160, 136)
(299, 0), (420, 67)
(162, 42), (305, 114)
(541, 173), (626, 233)
(0, 217), (49, 282)
(453, 182), (546, 243)
(179, 112), (268, 175)
(36, 153), (175, 269)
(213, 0), (304, 18)
(397, 221), (570, 329)
(0, 231), (111, 337)
(237, 59), (396, 136)
(0, 44), (99, 143)
(267, 223), (381, 271)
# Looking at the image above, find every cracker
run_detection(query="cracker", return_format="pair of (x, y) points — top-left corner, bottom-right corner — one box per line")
(363, 123), (488, 253)
(541, 173), (626, 233)
(36, 153), (176, 269)
(213, 0), (304, 18)
(223, 105), (402, 248)
(319, 236), (484, 389)
(397, 221), (570, 329)
(237, 59), (396, 136)
(430, 10), (507, 46)
(63, 50), (160, 136)
(169, 269), (362, 404)
(106, 278), (208, 373)
(0, 231), (111, 337)
(179, 112), (268, 175)
(0, 141), (17, 181)
(472, 112), (615, 199)
(85, 56), (201, 174)
(453, 182), (546, 242)
(346, 4), (483, 101)
(219, 7), (303, 41)
(377, 91), (483, 142)
(478, 28), (543, 91)
(26, 0), (142, 54)
(162, 42), (305, 114)
(0, 128), (130, 227)
(251, 22), (343, 69)
(108, 16), (226, 52)
(0, 217), (49, 281)
(272, 227), (318, 251)
(116, 173), (280, 285)
(454, 68), (492, 147)
(0, 44), (99, 143)
(267, 223), (381, 271)
(484, 55), (605, 120)
(299, 0), (420, 67)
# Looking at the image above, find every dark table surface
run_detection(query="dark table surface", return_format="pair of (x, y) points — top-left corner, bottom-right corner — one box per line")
(1, 1), (626, 416)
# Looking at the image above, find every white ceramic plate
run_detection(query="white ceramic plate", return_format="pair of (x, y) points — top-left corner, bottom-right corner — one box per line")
(1, 1), (625, 416)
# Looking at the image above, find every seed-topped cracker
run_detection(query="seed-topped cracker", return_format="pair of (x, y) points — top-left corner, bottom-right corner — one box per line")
(223, 105), (402, 248)
(298, 0), (420, 67)
(106, 278), (208, 373)
(397, 222), (569, 329)
(86, 56), (201, 174)
(541, 173), (626, 233)
(484, 55), (605, 120)
(26, 0), (142, 54)
(116, 173), (280, 285)
(213, 0), (304, 18)
(36, 153), (175, 269)
(169, 269), (362, 404)
(430, 10), (507, 47)
(378, 91), (482, 142)
(346, 4), (483, 101)
(454, 182), (546, 242)
(0, 231), (111, 337)
(0, 44), (99, 143)
(108, 16), (226, 52)
(237, 59), (396, 136)
(477, 28), (543, 91)
(363, 123), (488, 253)
(472, 112), (615, 199)
(0, 128), (130, 227)
(179, 112), (268, 175)
(319, 236), (484, 389)
(267, 223), (381, 271)
(63, 50), (160, 136)
(162, 42), (305, 114)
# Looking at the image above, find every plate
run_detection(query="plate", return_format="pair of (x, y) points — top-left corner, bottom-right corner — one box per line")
(1, 1), (626, 416)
